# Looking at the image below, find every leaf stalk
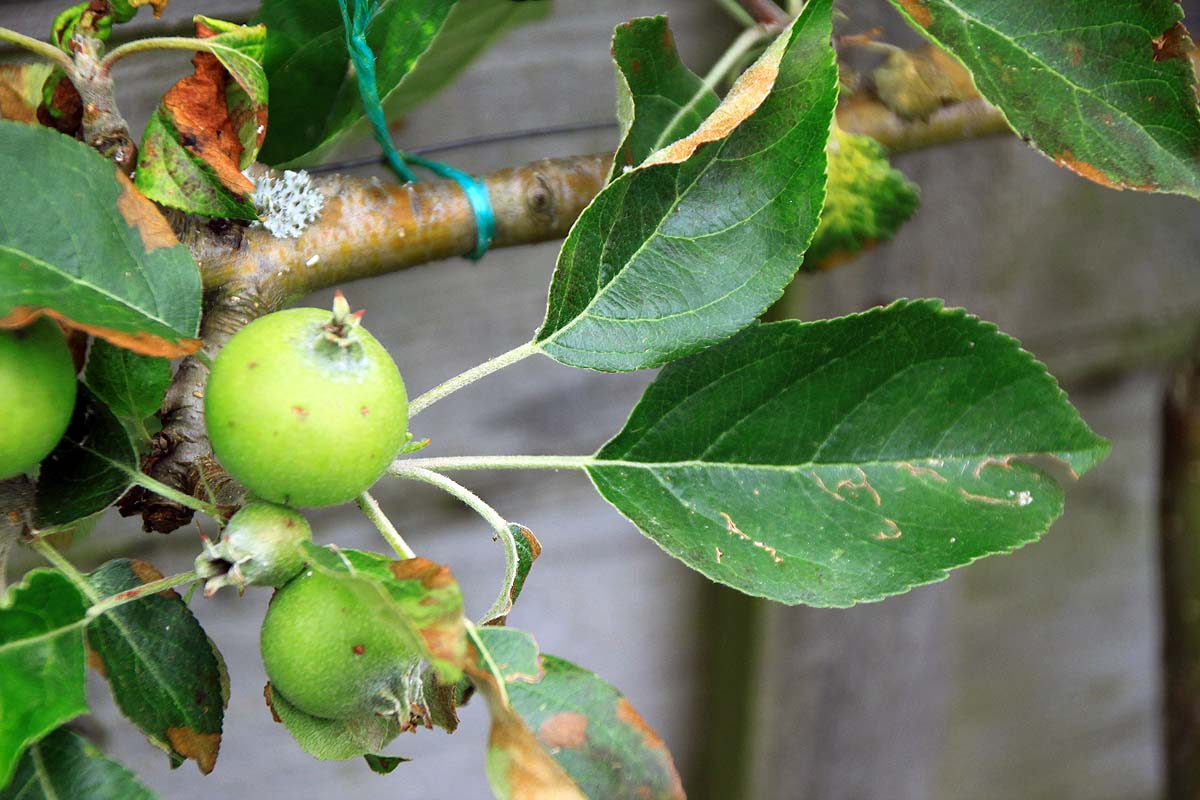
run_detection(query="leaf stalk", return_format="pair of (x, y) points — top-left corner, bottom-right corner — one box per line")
(408, 341), (539, 419)
(355, 491), (416, 559)
(0, 27), (74, 71)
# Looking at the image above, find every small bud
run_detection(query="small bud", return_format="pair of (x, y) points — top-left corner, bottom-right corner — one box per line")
(322, 291), (365, 346)
(195, 502), (312, 596)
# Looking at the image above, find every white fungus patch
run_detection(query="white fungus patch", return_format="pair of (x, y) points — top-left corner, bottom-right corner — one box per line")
(247, 169), (326, 240)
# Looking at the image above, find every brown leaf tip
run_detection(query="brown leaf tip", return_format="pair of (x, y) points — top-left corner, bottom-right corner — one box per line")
(1152, 21), (1195, 63)
(616, 699), (686, 798)
(516, 525), (543, 559)
(115, 175), (182, 253)
(166, 726), (221, 774)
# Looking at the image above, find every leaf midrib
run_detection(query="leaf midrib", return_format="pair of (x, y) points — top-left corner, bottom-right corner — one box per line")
(0, 619), (87, 655)
(94, 597), (211, 735)
(0, 246), (181, 335)
(589, 449), (1102, 472)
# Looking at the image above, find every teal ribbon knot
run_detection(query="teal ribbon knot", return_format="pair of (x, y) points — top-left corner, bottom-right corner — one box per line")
(337, 0), (495, 260)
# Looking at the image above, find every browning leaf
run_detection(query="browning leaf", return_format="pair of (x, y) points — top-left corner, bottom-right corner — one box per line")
(160, 23), (253, 196)
(133, 17), (268, 218)
(0, 306), (201, 358)
(0, 63), (54, 124)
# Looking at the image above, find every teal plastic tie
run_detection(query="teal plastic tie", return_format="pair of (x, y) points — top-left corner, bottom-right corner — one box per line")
(337, 0), (494, 260)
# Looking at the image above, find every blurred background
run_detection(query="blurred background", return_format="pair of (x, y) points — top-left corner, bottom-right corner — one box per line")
(4, 0), (1200, 797)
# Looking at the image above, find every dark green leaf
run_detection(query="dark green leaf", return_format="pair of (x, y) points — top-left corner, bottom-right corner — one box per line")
(535, 0), (838, 371)
(476, 627), (685, 800)
(84, 340), (171, 444)
(382, 0), (550, 122)
(805, 126), (919, 270)
(888, 0), (1200, 196)
(254, 0), (455, 166)
(0, 122), (201, 357)
(86, 559), (224, 774)
(480, 523), (542, 627)
(134, 18), (268, 219)
(34, 385), (136, 529)
(301, 545), (468, 682)
(0, 570), (88, 787)
(610, 16), (719, 180)
(266, 685), (406, 761)
(1, 728), (156, 800)
(588, 300), (1110, 606)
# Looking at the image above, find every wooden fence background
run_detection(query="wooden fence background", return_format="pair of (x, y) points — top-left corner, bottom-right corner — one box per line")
(3, 0), (1200, 797)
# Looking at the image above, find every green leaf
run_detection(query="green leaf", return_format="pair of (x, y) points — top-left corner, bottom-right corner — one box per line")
(0, 570), (88, 788)
(134, 18), (269, 219)
(610, 16), (719, 180)
(465, 627), (583, 800)
(34, 385), (136, 529)
(888, 0), (1200, 197)
(301, 545), (468, 682)
(588, 300), (1110, 606)
(477, 627), (685, 800)
(254, 0), (455, 166)
(535, 0), (838, 371)
(1, 728), (157, 800)
(805, 126), (920, 270)
(0, 122), (201, 358)
(480, 523), (542, 627)
(382, 0), (550, 122)
(84, 340), (171, 444)
(362, 752), (410, 775)
(266, 685), (406, 761)
(86, 559), (224, 774)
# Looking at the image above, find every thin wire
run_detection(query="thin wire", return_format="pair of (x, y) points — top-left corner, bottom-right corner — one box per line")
(307, 120), (619, 175)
